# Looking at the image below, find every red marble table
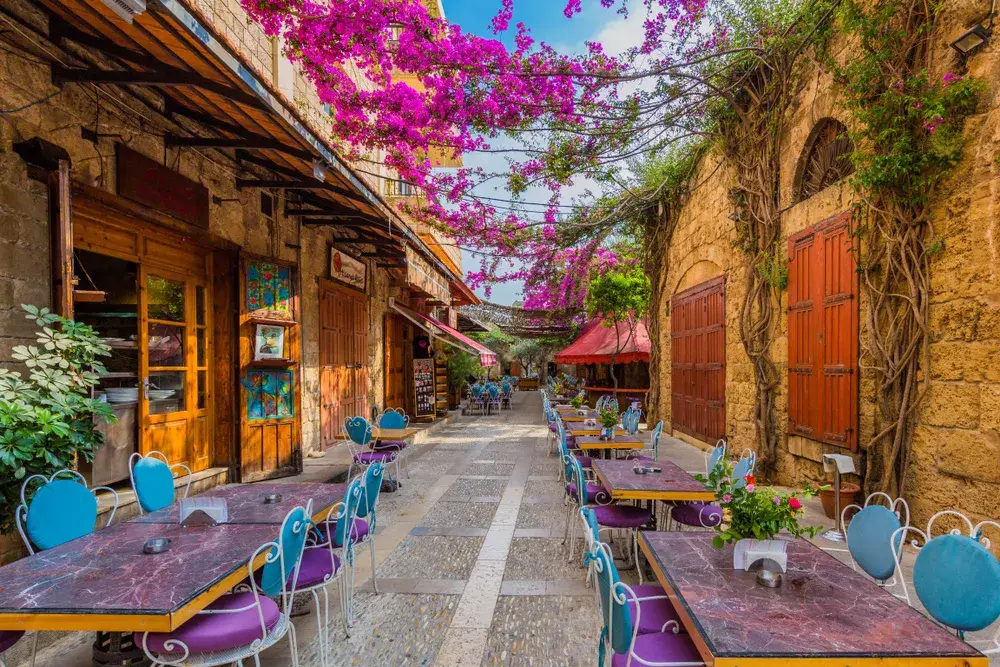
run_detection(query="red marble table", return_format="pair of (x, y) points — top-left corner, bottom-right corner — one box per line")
(130, 482), (347, 525)
(638, 532), (987, 667)
(0, 521), (278, 633)
(574, 434), (644, 454)
(559, 410), (600, 422)
(593, 459), (714, 501)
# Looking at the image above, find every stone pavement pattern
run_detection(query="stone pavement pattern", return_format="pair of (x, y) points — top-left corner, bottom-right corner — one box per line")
(9, 391), (1000, 666)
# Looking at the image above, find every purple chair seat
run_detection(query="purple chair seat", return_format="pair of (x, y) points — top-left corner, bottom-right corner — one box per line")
(566, 481), (610, 504)
(628, 585), (685, 634)
(138, 592), (280, 655)
(548, 423), (559, 432)
(354, 450), (395, 464)
(573, 454), (593, 469)
(0, 630), (24, 653)
(593, 504), (651, 529)
(372, 440), (407, 452)
(671, 501), (723, 527)
(295, 548), (342, 588)
(318, 518), (371, 547)
(611, 631), (701, 667)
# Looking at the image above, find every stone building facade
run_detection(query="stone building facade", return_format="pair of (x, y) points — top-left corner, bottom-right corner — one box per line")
(648, 0), (1000, 527)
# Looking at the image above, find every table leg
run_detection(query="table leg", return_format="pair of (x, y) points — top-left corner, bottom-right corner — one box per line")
(92, 631), (150, 666)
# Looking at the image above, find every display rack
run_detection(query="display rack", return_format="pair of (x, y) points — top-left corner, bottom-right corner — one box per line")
(413, 358), (436, 421)
(434, 358), (449, 413)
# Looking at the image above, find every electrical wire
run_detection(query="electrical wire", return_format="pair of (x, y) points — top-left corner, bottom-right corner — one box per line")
(0, 89), (60, 114)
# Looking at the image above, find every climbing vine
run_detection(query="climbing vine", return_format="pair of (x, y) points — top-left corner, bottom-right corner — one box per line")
(832, 0), (981, 496)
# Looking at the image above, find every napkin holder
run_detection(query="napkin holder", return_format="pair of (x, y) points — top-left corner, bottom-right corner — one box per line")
(180, 498), (229, 527)
(733, 539), (788, 573)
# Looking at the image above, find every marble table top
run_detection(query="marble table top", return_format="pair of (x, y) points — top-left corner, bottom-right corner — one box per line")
(593, 459), (713, 500)
(130, 482), (347, 524)
(639, 532), (985, 665)
(0, 521), (278, 632)
(559, 411), (600, 422)
(574, 435), (645, 451)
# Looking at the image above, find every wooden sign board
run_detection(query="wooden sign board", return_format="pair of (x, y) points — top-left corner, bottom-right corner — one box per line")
(329, 246), (367, 292)
(116, 145), (209, 229)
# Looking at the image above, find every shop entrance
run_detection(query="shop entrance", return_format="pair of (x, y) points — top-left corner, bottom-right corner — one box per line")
(319, 281), (369, 448)
(73, 205), (214, 477)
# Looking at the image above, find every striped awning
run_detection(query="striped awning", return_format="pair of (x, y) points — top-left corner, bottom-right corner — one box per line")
(392, 302), (497, 367)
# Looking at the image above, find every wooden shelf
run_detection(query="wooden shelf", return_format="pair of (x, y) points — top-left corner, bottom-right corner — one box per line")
(248, 358), (297, 368)
(246, 316), (297, 327)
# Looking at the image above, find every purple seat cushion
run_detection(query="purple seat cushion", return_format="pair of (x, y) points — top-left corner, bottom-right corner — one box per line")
(354, 450), (395, 464)
(671, 502), (723, 527)
(138, 592), (280, 655)
(565, 481), (610, 504)
(372, 440), (407, 452)
(548, 423), (558, 432)
(628, 585), (684, 634)
(610, 631), (701, 667)
(573, 454), (593, 469)
(593, 504), (651, 529)
(0, 631), (23, 653)
(319, 518), (371, 547)
(294, 548), (342, 589)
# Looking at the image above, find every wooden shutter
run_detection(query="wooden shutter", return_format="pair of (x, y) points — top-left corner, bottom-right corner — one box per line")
(671, 276), (726, 443)
(787, 212), (859, 450)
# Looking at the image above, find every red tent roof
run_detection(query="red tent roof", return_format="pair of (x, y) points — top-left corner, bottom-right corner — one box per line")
(553, 317), (651, 365)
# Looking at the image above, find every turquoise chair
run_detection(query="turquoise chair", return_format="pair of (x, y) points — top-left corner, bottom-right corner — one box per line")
(629, 420), (662, 462)
(128, 451), (193, 514)
(906, 511), (1000, 655)
(16, 470), (120, 666)
(344, 416), (398, 481)
(589, 543), (701, 666)
(842, 493), (909, 599)
(354, 463), (385, 594)
(139, 503), (309, 667)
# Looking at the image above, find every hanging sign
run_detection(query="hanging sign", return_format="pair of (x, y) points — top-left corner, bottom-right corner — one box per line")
(329, 246), (368, 292)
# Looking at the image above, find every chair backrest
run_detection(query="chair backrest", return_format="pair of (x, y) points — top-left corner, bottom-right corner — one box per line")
(378, 408), (408, 430)
(606, 398), (619, 413)
(847, 504), (904, 581)
(707, 440), (727, 475)
(488, 384), (500, 399)
(731, 456), (754, 489)
(129, 452), (179, 514)
(591, 543), (635, 657)
(912, 511), (1000, 634)
(332, 479), (365, 548)
(501, 382), (512, 395)
(356, 461), (384, 522)
(344, 416), (373, 447)
(650, 421), (663, 457)
(17, 470), (99, 553)
(259, 503), (310, 598)
(569, 457), (588, 510)
(471, 385), (483, 398)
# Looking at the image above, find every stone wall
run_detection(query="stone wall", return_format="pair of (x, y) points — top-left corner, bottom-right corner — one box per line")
(651, 0), (1000, 526)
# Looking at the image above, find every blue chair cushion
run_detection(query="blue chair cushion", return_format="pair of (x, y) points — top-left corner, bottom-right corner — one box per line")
(26, 479), (98, 550)
(133, 458), (176, 513)
(345, 417), (372, 446)
(914, 534), (1000, 633)
(847, 505), (902, 581)
(379, 412), (406, 429)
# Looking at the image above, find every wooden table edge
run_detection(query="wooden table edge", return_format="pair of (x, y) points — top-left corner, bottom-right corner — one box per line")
(593, 464), (716, 502)
(637, 534), (988, 667)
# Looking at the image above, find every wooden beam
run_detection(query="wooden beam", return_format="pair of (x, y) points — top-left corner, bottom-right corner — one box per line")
(237, 179), (333, 191)
(50, 160), (73, 318)
(167, 135), (313, 161)
(236, 151), (372, 207)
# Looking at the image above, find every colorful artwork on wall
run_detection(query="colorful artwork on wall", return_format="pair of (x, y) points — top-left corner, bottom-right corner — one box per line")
(246, 260), (293, 319)
(243, 370), (294, 420)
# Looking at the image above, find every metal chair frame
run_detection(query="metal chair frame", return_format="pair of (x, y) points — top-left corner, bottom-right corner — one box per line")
(128, 451), (193, 515)
(343, 417), (400, 481)
(836, 492), (910, 601)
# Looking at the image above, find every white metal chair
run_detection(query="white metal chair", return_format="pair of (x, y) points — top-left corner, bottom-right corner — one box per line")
(128, 450), (193, 514)
(838, 492), (910, 601)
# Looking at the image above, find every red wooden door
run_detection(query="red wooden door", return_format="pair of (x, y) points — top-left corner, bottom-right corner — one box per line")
(671, 276), (726, 443)
(788, 212), (859, 449)
(320, 282), (369, 448)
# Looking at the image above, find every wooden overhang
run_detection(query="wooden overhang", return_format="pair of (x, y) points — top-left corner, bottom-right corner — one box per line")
(16, 0), (460, 275)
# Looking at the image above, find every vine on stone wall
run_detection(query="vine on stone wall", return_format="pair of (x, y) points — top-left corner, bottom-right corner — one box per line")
(831, 0), (981, 496)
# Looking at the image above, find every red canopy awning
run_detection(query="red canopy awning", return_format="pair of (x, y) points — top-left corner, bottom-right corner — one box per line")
(392, 302), (497, 367)
(553, 317), (650, 365)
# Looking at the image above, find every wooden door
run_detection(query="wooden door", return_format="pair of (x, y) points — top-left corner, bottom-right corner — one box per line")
(788, 213), (859, 449)
(320, 282), (370, 448)
(384, 314), (410, 411)
(671, 276), (726, 443)
(139, 265), (213, 471)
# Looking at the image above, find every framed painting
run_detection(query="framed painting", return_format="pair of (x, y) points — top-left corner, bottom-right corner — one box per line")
(253, 323), (286, 360)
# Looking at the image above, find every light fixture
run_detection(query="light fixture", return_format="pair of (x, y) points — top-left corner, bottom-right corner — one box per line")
(951, 23), (991, 55)
(312, 159), (327, 181)
(101, 0), (146, 23)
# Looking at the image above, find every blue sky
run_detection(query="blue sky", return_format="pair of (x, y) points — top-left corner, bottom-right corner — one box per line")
(440, 1), (639, 305)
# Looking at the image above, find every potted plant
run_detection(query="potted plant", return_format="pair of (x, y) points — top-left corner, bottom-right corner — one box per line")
(569, 395), (584, 409)
(599, 407), (619, 440)
(697, 460), (822, 583)
(0, 305), (115, 534)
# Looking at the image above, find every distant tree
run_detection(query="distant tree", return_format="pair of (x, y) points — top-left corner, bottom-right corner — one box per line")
(472, 326), (515, 377)
(584, 267), (650, 393)
(509, 339), (544, 376)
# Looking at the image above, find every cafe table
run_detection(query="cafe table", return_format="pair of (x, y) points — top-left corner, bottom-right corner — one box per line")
(638, 532), (987, 667)
(560, 410), (600, 423)
(0, 482), (347, 633)
(593, 459), (714, 502)
(335, 426), (417, 441)
(574, 435), (645, 459)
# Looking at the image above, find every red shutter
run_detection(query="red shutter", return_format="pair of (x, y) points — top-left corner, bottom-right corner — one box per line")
(671, 276), (726, 443)
(787, 213), (858, 450)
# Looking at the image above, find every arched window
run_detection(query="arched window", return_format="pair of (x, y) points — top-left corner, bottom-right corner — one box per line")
(793, 118), (854, 203)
